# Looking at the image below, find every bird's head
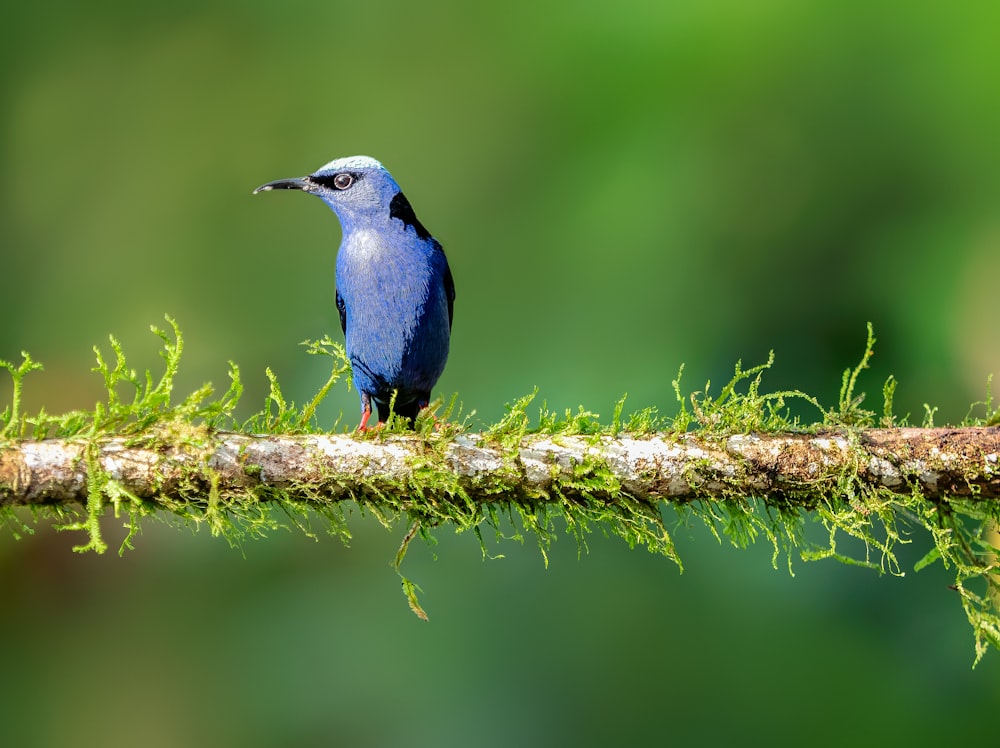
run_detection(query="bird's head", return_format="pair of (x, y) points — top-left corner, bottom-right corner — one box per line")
(254, 155), (402, 231)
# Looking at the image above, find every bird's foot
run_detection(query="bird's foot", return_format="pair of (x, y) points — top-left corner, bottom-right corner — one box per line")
(415, 402), (446, 432)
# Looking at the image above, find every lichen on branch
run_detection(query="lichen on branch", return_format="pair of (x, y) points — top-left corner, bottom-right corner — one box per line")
(3, 428), (999, 508)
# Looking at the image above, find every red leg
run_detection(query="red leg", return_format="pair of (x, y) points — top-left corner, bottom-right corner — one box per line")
(357, 394), (373, 432)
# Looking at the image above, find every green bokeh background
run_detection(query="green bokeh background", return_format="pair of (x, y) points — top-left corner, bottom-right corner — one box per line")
(2, 1), (999, 745)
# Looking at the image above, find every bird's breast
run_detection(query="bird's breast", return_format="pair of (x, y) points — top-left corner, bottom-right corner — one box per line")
(335, 227), (451, 396)
(336, 230), (447, 335)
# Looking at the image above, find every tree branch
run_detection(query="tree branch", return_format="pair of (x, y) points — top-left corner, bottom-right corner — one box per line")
(4, 425), (1000, 661)
(4, 322), (999, 660)
(2, 427), (998, 507)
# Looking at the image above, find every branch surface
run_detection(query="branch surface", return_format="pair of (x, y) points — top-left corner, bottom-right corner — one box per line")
(2, 427), (998, 507)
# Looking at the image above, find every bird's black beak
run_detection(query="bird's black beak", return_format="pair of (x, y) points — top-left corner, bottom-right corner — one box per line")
(253, 176), (314, 194)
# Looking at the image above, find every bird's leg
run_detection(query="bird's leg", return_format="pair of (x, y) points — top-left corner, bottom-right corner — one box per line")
(357, 394), (374, 432)
(357, 393), (389, 431)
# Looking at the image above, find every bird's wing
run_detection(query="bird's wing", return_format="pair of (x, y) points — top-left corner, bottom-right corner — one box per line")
(444, 265), (455, 330)
(335, 288), (347, 334)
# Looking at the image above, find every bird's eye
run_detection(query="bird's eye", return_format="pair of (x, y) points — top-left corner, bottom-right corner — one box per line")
(333, 173), (353, 190)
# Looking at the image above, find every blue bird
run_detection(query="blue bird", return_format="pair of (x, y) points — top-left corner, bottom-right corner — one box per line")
(254, 155), (454, 430)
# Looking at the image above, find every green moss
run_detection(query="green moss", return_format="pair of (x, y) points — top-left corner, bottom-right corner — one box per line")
(2, 318), (1000, 663)
(0, 351), (43, 440)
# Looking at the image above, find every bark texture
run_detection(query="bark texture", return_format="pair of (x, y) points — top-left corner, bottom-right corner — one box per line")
(1, 427), (998, 508)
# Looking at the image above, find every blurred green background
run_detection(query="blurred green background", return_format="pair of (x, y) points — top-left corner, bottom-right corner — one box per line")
(2, 1), (999, 745)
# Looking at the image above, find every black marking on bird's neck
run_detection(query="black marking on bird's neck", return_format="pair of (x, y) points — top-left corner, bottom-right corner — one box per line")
(389, 191), (432, 241)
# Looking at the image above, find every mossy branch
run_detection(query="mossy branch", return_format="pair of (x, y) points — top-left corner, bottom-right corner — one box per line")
(2, 428), (998, 508)
(2, 318), (1000, 663)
